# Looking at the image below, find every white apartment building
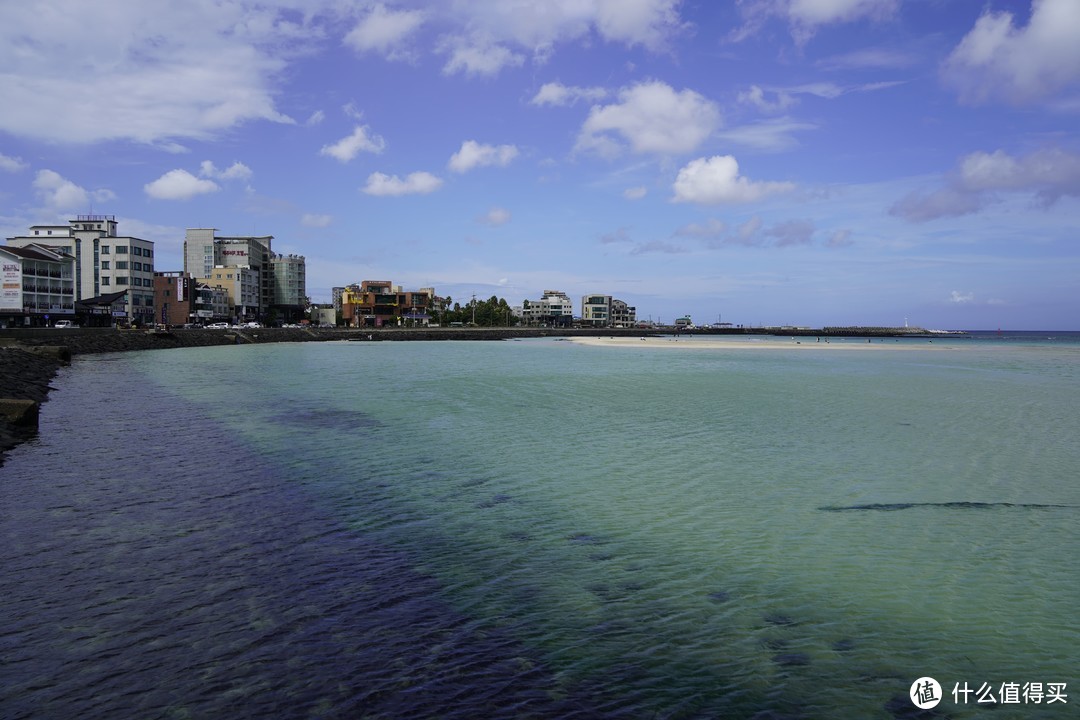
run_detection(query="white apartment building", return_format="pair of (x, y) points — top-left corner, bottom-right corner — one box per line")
(581, 294), (637, 327)
(518, 289), (575, 326)
(6, 215), (155, 325)
(0, 244), (76, 327)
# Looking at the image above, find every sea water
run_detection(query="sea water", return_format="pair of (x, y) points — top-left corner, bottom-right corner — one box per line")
(2, 335), (1077, 718)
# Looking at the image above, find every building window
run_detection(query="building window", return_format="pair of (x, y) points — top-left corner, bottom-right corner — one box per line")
(101, 246), (109, 254)
(101, 261), (110, 270)
(116, 277), (129, 285)
(132, 247), (142, 256)
(101, 277), (110, 286)
(132, 262), (142, 271)
(116, 261), (128, 269)
(116, 246), (128, 254)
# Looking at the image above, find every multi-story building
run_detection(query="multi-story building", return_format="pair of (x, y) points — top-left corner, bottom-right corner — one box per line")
(582, 294), (637, 327)
(340, 280), (434, 327)
(184, 229), (274, 317)
(609, 298), (636, 327)
(194, 266), (260, 322)
(587, 293), (635, 328)
(582, 294), (611, 326)
(153, 271), (197, 326)
(7, 215), (155, 325)
(270, 253), (306, 322)
(0, 244), (76, 327)
(202, 284), (231, 322)
(517, 290), (574, 327)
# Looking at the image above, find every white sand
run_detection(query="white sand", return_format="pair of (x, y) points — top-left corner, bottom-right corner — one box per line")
(564, 336), (953, 350)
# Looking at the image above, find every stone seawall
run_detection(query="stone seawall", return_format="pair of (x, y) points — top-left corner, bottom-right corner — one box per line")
(0, 347), (64, 461)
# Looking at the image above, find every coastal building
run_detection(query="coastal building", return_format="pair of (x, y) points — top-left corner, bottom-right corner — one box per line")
(581, 294), (637, 327)
(340, 280), (434, 327)
(194, 266), (259, 322)
(0, 244), (76, 327)
(75, 290), (131, 327)
(6, 215), (156, 325)
(270, 253), (306, 323)
(184, 229), (274, 317)
(153, 271), (203, 326)
(518, 290), (574, 327)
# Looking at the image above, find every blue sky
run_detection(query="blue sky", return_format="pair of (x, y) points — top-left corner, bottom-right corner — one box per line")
(2, 0), (1078, 329)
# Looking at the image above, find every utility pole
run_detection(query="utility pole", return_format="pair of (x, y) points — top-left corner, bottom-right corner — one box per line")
(471, 293), (476, 325)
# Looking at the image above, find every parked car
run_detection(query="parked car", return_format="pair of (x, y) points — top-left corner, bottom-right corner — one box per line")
(53, 320), (77, 329)
(207, 322), (229, 329)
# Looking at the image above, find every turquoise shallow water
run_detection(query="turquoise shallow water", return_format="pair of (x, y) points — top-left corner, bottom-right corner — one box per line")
(2, 335), (1077, 718)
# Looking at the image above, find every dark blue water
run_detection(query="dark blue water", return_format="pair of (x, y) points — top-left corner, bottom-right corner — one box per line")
(0, 357), (618, 720)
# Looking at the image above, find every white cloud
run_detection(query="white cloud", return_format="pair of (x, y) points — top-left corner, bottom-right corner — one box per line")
(31, 170), (115, 210)
(441, 37), (524, 77)
(1, 152), (28, 172)
(736, 216), (764, 244)
(766, 219), (816, 246)
(738, 85), (797, 114)
(672, 156), (795, 204)
(827, 228), (853, 247)
(891, 147), (1080, 221)
(477, 207), (511, 226)
(576, 81), (720, 157)
(446, 0), (682, 54)
(305, 110), (325, 126)
(739, 81), (905, 113)
(943, 0), (1080, 105)
(448, 141), (519, 173)
(362, 171), (443, 197)
(0, 1), (298, 144)
(320, 126), (387, 163)
(787, 0), (899, 26)
(816, 47), (917, 71)
(732, 0), (898, 44)
(200, 160), (253, 181)
(33, 170), (88, 210)
(623, 186), (648, 200)
(675, 218), (727, 237)
(718, 118), (817, 152)
(301, 213), (333, 228)
(959, 148), (1080, 202)
(530, 81), (608, 107)
(950, 291), (975, 304)
(344, 3), (425, 60)
(889, 186), (983, 223)
(144, 169), (220, 200)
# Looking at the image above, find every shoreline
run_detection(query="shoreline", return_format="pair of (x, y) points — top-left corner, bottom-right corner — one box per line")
(0, 325), (963, 464)
(564, 335), (955, 350)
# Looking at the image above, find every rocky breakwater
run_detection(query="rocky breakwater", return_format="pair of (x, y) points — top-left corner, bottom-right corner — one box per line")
(0, 346), (66, 463)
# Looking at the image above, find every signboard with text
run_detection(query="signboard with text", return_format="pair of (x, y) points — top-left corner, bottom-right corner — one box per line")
(1, 261), (21, 311)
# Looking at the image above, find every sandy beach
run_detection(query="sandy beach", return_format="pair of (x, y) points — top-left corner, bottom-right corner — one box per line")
(565, 335), (956, 350)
